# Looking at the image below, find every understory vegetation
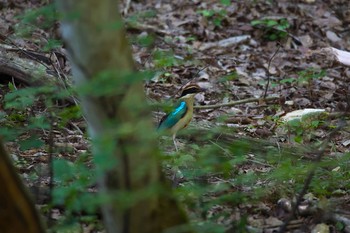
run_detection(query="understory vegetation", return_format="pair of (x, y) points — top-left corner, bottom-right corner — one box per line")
(0, 0), (349, 232)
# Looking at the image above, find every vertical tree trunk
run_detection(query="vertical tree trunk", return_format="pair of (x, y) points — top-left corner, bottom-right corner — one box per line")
(55, 1), (191, 233)
(0, 138), (45, 233)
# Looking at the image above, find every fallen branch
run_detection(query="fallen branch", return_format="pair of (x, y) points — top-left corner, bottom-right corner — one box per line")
(0, 43), (60, 86)
(0, 42), (76, 105)
(313, 47), (350, 67)
(194, 96), (279, 109)
(125, 20), (173, 36)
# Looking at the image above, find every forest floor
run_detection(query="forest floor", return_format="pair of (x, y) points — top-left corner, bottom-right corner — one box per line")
(1, 0), (350, 232)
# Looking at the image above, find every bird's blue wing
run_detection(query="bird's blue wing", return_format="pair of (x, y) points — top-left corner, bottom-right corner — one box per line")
(158, 101), (187, 131)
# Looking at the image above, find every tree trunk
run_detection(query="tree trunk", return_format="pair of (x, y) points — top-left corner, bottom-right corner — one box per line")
(0, 138), (45, 233)
(55, 1), (191, 233)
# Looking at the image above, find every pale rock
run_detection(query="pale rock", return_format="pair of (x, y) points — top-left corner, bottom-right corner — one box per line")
(326, 31), (341, 43)
(311, 223), (329, 233)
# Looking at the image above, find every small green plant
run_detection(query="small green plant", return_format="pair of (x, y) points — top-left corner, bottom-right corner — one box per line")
(286, 119), (305, 143)
(197, 9), (228, 27)
(14, 4), (58, 38)
(279, 77), (296, 85)
(297, 68), (326, 84)
(126, 9), (157, 25)
(153, 49), (183, 68)
(197, 1), (230, 27)
(251, 18), (290, 41)
(280, 68), (326, 86)
(135, 34), (155, 47)
(185, 35), (197, 42)
(0, 80), (102, 230)
(53, 156), (98, 214)
(42, 39), (63, 52)
(218, 72), (238, 82)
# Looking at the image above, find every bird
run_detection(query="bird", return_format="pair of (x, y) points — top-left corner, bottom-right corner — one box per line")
(157, 83), (204, 151)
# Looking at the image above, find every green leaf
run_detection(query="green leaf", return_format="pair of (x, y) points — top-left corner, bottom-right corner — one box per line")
(136, 34), (154, 47)
(0, 127), (22, 141)
(268, 33), (278, 41)
(213, 18), (222, 27)
(220, 0), (231, 6)
(335, 221), (345, 231)
(311, 120), (320, 128)
(58, 105), (82, 127)
(43, 39), (62, 52)
(266, 20), (278, 27)
(4, 89), (37, 109)
(294, 135), (303, 143)
(186, 36), (196, 42)
(153, 49), (181, 68)
(19, 135), (44, 151)
(280, 77), (295, 84)
(251, 20), (263, 26)
(53, 159), (73, 182)
(198, 10), (215, 17)
(218, 72), (238, 82)
(251, 18), (290, 41)
(15, 4), (58, 36)
(28, 115), (51, 129)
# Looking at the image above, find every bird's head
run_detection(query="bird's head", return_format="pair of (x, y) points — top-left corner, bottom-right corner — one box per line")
(179, 83), (204, 99)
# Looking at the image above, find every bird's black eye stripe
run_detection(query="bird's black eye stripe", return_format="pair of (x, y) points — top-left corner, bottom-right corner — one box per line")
(180, 87), (200, 97)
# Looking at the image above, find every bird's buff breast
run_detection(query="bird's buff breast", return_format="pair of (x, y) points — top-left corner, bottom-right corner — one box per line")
(169, 108), (193, 135)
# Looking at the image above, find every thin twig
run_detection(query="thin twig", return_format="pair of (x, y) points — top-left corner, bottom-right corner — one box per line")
(263, 44), (281, 99)
(11, 77), (18, 90)
(69, 122), (84, 135)
(180, 66), (208, 93)
(170, 66), (209, 99)
(47, 112), (55, 226)
(125, 21), (172, 36)
(194, 66), (208, 79)
(49, 50), (82, 107)
(123, 0), (132, 15)
(194, 96), (279, 110)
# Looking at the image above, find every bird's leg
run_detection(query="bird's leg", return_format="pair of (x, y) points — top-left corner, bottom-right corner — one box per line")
(171, 168), (183, 187)
(172, 133), (178, 151)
